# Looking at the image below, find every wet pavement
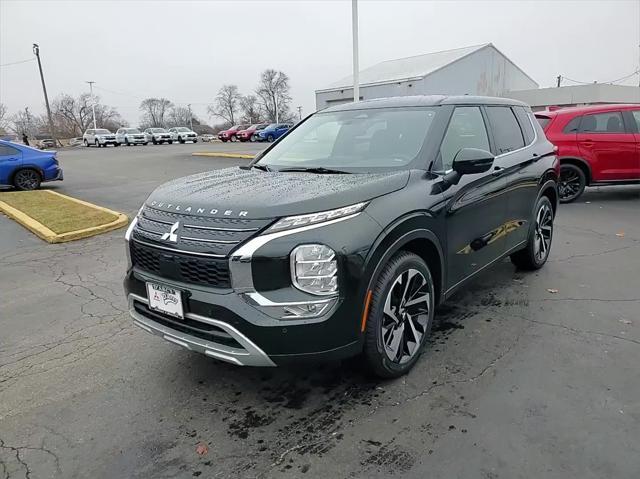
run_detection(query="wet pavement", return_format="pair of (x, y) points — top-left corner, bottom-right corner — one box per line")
(1, 145), (639, 478)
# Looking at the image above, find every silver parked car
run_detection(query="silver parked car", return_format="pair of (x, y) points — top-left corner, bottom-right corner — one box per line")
(168, 127), (198, 144)
(144, 128), (173, 145)
(83, 128), (118, 147)
(116, 128), (147, 146)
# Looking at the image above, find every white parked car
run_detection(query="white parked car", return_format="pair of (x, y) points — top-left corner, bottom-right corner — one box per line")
(69, 137), (84, 147)
(83, 128), (118, 147)
(168, 127), (198, 144)
(200, 134), (215, 142)
(144, 128), (173, 145)
(116, 128), (147, 146)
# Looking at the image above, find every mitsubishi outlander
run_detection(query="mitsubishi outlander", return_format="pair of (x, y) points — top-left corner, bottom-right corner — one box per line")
(124, 96), (559, 377)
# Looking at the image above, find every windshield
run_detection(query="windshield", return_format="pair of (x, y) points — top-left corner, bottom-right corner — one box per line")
(150, 128), (166, 133)
(95, 129), (111, 134)
(256, 124), (268, 130)
(125, 128), (141, 133)
(535, 116), (551, 130)
(176, 127), (190, 132)
(256, 107), (438, 172)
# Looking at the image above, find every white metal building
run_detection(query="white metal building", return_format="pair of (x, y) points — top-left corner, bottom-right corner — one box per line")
(506, 84), (640, 111)
(315, 43), (538, 109)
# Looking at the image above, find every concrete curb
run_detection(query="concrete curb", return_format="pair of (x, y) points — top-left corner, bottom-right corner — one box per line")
(0, 190), (129, 244)
(192, 152), (255, 159)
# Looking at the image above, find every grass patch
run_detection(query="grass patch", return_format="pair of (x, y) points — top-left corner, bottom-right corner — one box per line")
(0, 190), (119, 234)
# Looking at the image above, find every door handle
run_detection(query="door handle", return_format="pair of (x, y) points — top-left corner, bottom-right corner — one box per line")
(491, 166), (505, 177)
(8, 157), (19, 161)
(580, 139), (594, 147)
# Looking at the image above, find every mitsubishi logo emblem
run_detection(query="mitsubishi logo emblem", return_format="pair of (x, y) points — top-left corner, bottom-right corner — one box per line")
(161, 221), (179, 243)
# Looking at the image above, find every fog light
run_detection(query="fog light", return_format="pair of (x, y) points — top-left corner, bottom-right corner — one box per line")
(291, 244), (338, 295)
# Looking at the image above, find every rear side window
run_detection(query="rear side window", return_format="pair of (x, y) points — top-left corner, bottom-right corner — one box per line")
(439, 106), (490, 171)
(630, 111), (640, 130)
(486, 106), (525, 154)
(513, 107), (535, 144)
(563, 116), (581, 134)
(535, 116), (551, 130)
(579, 112), (625, 133)
(0, 145), (20, 156)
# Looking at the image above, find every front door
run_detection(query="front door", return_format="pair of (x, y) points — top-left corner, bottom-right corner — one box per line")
(627, 110), (640, 179)
(0, 144), (23, 186)
(440, 106), (508, 291)
(577, 111), (637, 182)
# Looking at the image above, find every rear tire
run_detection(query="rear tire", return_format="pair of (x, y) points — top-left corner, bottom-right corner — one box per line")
(178, 136), (184, 144)
(558, 164), (586, 203)
(510, 196), (554, 270)
(13, 168), (41, 191)
(95, 140), (100, 148)
(363, 251), (435, 378)
(267, 134), (274, 142)
(84, 139), (89, 147)
(168, 140), (173, 145)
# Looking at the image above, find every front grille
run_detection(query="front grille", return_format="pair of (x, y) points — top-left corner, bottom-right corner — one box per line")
(133, 301), (243, 349)
(131, 241), (231, 288)
(133, 205), (273, 257)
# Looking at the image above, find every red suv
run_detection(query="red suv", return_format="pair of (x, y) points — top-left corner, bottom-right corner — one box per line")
(236, 123), (268, 142)
(217, 125), (249, 142)
(536, 104), (640, 202)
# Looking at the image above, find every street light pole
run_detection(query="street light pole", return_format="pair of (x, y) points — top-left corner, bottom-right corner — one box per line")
(188, 104), (193, 130)
(275, 95), (279, 123)
(86, 81), (97, 129)
(32, 43), (57, 143)
(352, 0), (360, 102)
(297, 106), (302, 121)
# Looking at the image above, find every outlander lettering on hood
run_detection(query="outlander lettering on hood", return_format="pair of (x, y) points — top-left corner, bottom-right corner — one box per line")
(125, 95), (559, 378)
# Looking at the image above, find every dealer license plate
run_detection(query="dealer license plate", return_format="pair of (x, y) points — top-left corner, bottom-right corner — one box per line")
(146, 283), (184, 319)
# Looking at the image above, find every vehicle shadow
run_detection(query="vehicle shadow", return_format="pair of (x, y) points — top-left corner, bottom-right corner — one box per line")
(580, 185), (640, 203)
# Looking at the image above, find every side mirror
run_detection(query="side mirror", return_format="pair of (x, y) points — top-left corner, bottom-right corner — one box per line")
(452, 148), (494, 175)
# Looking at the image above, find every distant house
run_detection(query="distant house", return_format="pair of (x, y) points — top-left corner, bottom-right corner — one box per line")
(315, 43), (538, 109)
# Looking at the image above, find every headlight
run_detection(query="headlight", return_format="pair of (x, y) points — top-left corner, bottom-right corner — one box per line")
(291, 244), (338, 295)
(268, 202), (367, 233)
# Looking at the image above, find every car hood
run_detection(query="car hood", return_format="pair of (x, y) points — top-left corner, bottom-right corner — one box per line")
(145, 166), (410, 219)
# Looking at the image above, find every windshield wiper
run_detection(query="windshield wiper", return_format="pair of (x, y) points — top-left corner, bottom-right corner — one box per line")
(251, 163), (272, 172)
(276, 166), (351, 174)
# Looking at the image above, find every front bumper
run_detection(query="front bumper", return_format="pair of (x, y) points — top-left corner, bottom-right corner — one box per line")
(128, 293), (276, 366)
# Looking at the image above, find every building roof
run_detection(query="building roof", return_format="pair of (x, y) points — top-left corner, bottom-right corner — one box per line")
(322, 95), (529, 113)
(317, 43), (536, 93)
(507, 84), (640, 108)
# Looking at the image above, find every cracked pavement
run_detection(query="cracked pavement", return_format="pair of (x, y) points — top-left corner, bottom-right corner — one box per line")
(1, 145), (639, 478)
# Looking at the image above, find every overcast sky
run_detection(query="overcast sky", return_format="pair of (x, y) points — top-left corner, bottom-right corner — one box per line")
(1, 0), (639, 127)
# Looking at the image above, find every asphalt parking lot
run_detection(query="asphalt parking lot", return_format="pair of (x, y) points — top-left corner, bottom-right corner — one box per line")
(1, 143), (639, 478)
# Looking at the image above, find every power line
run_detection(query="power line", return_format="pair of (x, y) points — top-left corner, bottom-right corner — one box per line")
(0, 57), (36, 67)
(561, 69), (640, 86)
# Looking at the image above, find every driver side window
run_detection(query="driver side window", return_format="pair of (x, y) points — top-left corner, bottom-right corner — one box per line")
(439, 107), (490, 171)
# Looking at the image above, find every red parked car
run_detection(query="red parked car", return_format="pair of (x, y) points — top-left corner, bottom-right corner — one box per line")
(536, 104), (640, 202)
(217, 124), (249, 142)
(236, 123), (268, 142)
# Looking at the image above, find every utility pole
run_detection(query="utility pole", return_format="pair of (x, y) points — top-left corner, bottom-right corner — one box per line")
(274, 95), (279, 123)
(556, 75), (562, 88)
(297, 106), (302, 121)
(32, 43), (57, 143)
(24, 107), (31, 137)
(187, 104), (193, 130)
(86, 81), (97, 129)
(352, 0), (360, 102)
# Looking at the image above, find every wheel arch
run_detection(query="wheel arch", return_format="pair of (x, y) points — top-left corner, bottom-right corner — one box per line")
(363, 214), (445, 310)
(537, 178), (558, 216)
(559, 156), (592, 185)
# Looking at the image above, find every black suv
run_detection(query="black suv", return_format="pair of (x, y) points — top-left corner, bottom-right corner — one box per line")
(124, 95), (559, 377)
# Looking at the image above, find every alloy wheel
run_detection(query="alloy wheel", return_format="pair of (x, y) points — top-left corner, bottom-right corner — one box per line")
(534, 203), (553, 262)
(381, 269), (430, 364)
(14, 170), (40, 190)
(559, 167), (583, 201)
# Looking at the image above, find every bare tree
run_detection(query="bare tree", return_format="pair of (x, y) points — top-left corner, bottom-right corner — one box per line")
(0, 103), (8, 132)
(167, 106), (198, 128)
(139, 98), (173, 128)
(239, 95), (262, 124)
(207, 85), (242, 125)
(51, 93), (127, 136)
(256, 69), (292, 122)
(10, 110), (41, 136)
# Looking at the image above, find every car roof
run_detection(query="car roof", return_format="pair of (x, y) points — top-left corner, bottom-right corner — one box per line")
(322, 94), (529, 113)
(535, 103), (640, 118)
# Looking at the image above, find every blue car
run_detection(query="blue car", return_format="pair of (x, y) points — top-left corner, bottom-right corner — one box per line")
(255, 123), (292, 142)
(0, 140), (63, 190)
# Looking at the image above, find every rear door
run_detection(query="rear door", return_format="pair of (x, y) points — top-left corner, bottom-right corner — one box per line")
(0, 144), (23, 186)
(577, 111), (636, 181)
(440, 106), (509, 290)
(626, 109), (640, 179)
(486, 105), (541, 250)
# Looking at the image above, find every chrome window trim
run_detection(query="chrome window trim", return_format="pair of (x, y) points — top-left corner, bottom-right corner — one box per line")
(493, 108), (539, 160)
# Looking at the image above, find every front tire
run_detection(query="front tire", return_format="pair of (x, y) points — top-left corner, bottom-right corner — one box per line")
(363, 251), (435, 378)
(178, 136), (184, 144)
(168, 140), (173, 145)
(558, 164), (586, 203)
(511, 196), (554, 270)
(267, 134), (274, 142)
(13, 168), (41, 191)
(84, 139), (89, 147)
